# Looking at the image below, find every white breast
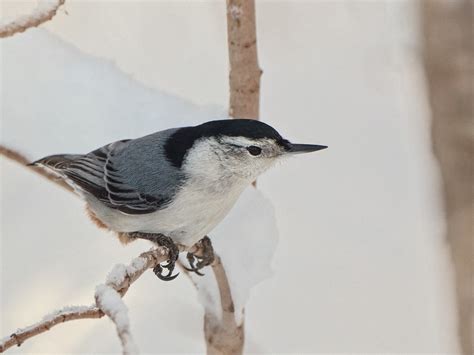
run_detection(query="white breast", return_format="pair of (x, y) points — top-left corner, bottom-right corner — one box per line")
(150, 179), (246, 245)
(87, 176), (248, 247)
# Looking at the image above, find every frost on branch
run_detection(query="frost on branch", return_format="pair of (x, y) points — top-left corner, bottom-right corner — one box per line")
(0, 248), (168, 353)
(92, 256), (152, 355)
(0, 0), (65, 38)
(95, 285), (138, 355)
(0, 305), (101, 352)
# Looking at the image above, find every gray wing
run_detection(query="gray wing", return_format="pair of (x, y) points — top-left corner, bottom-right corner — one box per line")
(35, 129), (184, 215)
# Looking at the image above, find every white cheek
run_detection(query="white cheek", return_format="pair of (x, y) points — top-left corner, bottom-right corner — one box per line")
(182, 138), (277, 182)
(237, 156), (276, 180)
(182, 139), (224, 180)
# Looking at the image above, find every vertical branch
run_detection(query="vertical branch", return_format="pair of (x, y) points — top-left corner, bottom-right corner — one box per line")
(201, 1), (263, 354)
(421, 1), (473, 354)
(226, 0), (262, 119)
(204, 257), (244, 355)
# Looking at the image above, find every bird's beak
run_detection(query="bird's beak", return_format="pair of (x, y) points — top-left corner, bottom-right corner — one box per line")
(285, 143), (328, 154)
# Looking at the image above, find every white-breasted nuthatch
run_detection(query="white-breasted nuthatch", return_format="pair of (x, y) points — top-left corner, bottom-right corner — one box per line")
(32, 119), (326, 280)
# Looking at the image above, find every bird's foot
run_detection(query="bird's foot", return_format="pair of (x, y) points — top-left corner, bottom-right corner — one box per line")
(184, 236), (215, 276)
(128, 232), (180, 281)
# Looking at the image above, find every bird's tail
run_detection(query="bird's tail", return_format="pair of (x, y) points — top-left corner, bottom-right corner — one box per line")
(29, 154), (83, 170)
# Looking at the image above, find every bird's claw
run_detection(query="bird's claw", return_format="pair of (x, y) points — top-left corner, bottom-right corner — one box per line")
(127, 232), (180, 281)
(153, 263), (179, 281)
(153, 236), (180, 281)
(185, 236), (215, 276)
(183, 254), (205, 276)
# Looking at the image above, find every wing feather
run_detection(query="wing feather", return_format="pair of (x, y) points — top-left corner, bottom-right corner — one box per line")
(34, 129), (183, 215)
(36, 139), (172, 214)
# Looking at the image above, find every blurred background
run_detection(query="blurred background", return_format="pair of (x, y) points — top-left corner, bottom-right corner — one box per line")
(1, 0), (471, 353)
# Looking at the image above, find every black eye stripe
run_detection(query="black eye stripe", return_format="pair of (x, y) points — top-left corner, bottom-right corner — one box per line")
(247, 146), (262, 156)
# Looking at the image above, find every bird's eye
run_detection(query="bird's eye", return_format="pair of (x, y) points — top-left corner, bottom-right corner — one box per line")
(247, 146), (262, 156)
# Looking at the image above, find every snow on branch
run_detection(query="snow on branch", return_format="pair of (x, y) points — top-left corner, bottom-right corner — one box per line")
(95, 285), (138, 355)
(0, 306), (102, 353)
(0, 248), (169, 353)
(0, 0), (65, 39)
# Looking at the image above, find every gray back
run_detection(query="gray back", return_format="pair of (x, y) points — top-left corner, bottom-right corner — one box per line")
(60, 128), (185, 215)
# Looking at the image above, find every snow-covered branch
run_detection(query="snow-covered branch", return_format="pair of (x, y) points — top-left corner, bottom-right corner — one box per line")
(0, 0), (65, 39)
(95, 285), (138, 355)
(0, 248), (169, 353)
(0, 306), (102, 353)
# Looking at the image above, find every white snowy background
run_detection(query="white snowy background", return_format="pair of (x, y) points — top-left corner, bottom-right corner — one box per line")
(1, 0), (459, 353)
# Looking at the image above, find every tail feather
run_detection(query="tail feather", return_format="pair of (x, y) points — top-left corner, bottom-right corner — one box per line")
(30, 154), (83, 170)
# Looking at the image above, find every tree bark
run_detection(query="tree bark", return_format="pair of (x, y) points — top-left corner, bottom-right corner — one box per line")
(204, 257), (244, 355)
(226, 0), (262, 120)
(421, 1), (473, 354)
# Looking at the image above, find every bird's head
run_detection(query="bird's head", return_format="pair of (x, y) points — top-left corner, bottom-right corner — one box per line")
(165, 119), (327, 183)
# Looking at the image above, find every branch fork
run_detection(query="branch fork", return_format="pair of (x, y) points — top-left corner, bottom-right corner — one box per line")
(0, 248), (169, 353)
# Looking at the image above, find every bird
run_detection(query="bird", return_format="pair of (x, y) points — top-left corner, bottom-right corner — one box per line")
(32, 119), (327, 280)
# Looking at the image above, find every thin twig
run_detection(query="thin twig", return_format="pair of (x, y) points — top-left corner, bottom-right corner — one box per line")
(0, 248), (168, 353)
(0, 306), (102, 353)
(0, 0), (66, 39)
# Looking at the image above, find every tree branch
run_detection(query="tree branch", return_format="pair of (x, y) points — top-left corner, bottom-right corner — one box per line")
(200, 1), (263, 353)
(204, 257), (244, 355)
(95, 285), (138, 355)
(422, 1), (473, 354)
(0, 0), (65, 39)
(0, 248), (169, 353)
(226, 0), (262, 119)
(0, 306), (102, 353)
(178, 254), (244, 355)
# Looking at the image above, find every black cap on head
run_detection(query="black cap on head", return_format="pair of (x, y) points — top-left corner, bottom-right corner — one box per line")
(165, 119), (288, 167)
(195, 119), (284, 142)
